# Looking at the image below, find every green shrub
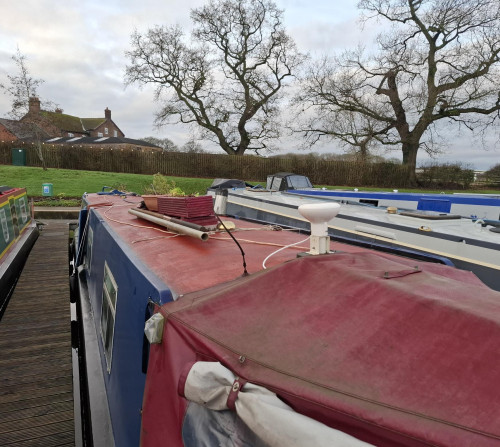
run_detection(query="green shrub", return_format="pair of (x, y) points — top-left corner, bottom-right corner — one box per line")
(143, 173), (187, 196)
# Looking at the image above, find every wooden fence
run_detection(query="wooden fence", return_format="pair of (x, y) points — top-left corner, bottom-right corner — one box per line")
(0, 142), (413, 188)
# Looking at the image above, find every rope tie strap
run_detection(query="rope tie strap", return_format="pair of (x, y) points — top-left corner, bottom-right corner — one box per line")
(227, 376), (248, 411)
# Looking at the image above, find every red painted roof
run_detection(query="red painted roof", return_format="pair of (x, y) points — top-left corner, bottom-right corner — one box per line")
(0, 187), (24, 204)
(87, 194), (372, 296)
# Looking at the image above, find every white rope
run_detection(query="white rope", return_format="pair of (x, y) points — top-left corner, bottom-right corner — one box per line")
(262, 236), (310, 270)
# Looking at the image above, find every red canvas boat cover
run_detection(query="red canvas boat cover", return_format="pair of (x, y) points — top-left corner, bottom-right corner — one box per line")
(141, 252), (500, 446)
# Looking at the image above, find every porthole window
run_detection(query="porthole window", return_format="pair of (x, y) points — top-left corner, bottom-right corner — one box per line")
(101, 261), (118, 372)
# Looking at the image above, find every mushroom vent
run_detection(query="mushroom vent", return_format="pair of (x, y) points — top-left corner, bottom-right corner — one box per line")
(298, 203), (341, 255)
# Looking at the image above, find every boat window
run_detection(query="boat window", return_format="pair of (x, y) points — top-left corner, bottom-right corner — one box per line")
(85, 227), (93, 272)
(270, 177), (282, 191)
(359, 199), (379, 207)
(287, 175), (313, 189)
(18, 196), (28, 224)
(0, 208), (9, 243)
(266, 176), (273, 189)
(101, 261), (118, 373)
(9, 198), (19, 238)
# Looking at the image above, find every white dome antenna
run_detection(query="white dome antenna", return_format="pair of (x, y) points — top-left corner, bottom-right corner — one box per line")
(298, 203), (340, 255)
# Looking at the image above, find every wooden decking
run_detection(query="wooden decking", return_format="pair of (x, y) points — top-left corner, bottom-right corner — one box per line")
(0, 220), (74, 446)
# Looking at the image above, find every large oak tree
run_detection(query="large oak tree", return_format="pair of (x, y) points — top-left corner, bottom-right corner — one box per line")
(126, 0), (304, 156)
(297, 0), (500, 184)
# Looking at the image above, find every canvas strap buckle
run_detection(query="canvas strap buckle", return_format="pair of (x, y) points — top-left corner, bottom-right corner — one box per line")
(227, 376), (247, 411)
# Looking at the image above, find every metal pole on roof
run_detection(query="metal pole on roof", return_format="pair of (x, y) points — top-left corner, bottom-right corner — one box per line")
(128, 208), (209, 241)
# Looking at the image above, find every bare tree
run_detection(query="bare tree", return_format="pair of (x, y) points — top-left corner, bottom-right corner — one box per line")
(181, 139), (207, 154)
(0, 48), (51, 169)
(295, 57), (397, 163)
(0, 47), (45, 119)
(142, 136), (179, 152)
(125, 0), (304, 156)
(297, 0), (500, 185)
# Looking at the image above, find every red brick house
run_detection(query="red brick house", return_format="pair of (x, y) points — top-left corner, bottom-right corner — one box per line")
(21, 97), (125, 138)
(0, 119), (20, 141)
(1, 99), (160, 152)
(0, 118), (50, 141)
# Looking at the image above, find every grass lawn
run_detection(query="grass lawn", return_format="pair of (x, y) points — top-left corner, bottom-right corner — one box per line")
(1, 165), (498, 206)
(0, 165), (215, 196)
(0, 165), (215, 205)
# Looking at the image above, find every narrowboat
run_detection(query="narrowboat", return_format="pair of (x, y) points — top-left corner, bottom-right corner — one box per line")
(261, 172), (500, 221)
(0, 186), (39, 319)
(71, 192), (500, 446)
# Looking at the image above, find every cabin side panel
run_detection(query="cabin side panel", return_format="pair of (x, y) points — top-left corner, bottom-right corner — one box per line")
(83, 210), (174, 447)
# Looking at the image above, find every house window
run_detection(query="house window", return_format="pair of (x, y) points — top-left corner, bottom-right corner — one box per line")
(101, 261), (118, 373)
(97, 132), (103, 137)
(114, 130), (117, 137)
(105, 127), (108, 135)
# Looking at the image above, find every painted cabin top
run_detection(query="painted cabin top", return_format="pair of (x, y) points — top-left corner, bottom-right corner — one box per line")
(82, 193), (388, 297)
(0, 187), (31, 261)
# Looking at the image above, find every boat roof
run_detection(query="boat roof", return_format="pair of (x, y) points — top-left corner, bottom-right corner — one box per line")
(208, 178), (249, 189)
(143, 248), (500, 446)
(236, 188), (500, 245)
(84, 194), (380, 296)
(267, 172), (297, 178)
(0, 186), (20, 194)
(0, 187), (26, 205)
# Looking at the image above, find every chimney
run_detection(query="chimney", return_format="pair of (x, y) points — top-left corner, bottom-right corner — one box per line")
(105, 107), (111, 120)
(29, 97), (41, 114)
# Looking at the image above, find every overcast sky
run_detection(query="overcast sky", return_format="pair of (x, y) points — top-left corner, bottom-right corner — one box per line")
(0, 0), (498, 170)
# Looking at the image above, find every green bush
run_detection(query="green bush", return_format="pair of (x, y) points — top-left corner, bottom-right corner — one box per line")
(143, 173), (187, 196)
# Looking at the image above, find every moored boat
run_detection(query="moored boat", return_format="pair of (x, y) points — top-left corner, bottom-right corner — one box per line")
(0, 186), (39, 319)
(252, 172), (500, 221)
(71, 192), (500, 446)
(209, 185), (500, 291)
